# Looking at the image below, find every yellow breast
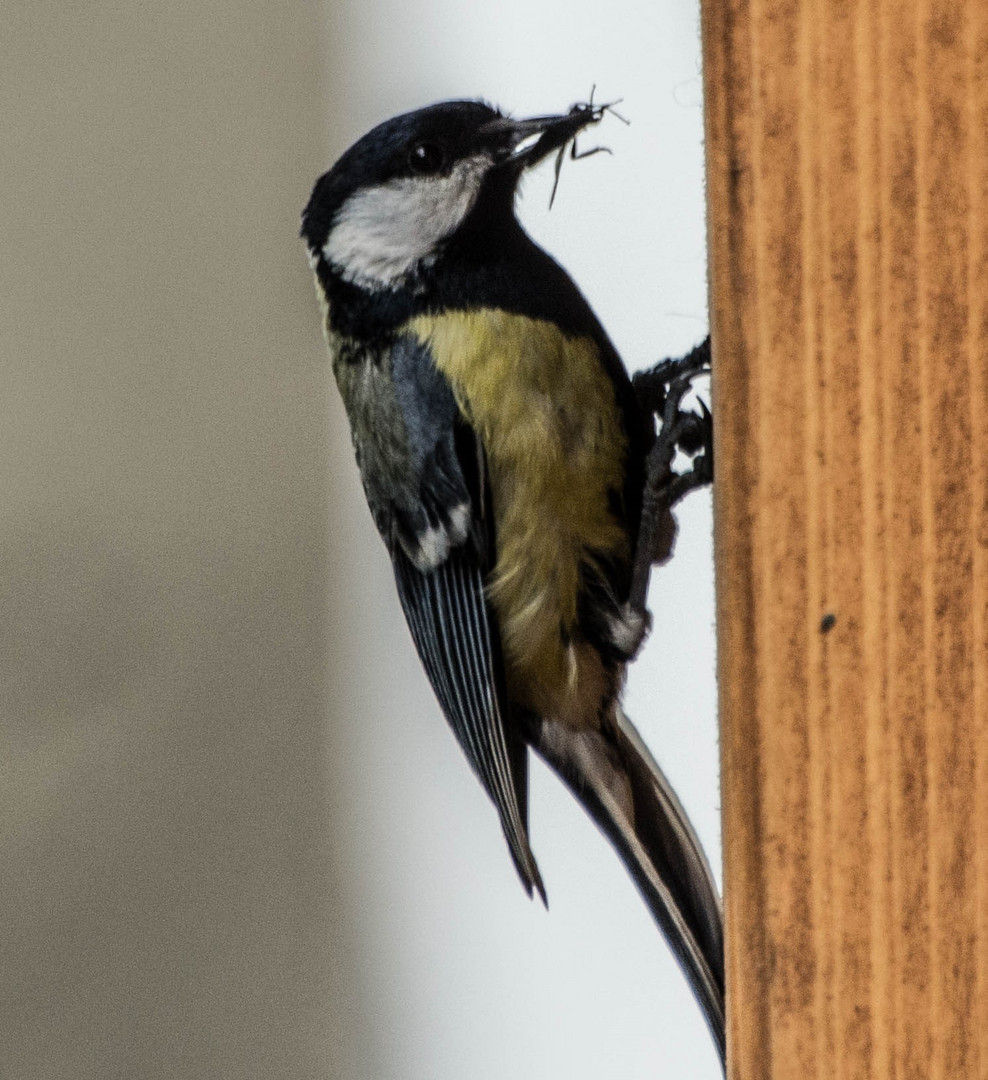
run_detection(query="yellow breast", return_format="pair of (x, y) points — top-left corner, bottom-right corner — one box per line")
(404, 309), (629, 721)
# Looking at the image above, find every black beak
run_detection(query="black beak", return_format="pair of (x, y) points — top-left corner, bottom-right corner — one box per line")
(478, 103), (606, 173)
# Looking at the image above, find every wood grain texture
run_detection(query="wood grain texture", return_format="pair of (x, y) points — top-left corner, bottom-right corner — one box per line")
(701, 0), (988, 1075)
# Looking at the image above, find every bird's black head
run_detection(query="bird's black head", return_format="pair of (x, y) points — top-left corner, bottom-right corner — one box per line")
(301, 99), (605, 289)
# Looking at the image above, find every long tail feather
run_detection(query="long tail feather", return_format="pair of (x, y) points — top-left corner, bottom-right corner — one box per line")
(529, 705), (726, 1066)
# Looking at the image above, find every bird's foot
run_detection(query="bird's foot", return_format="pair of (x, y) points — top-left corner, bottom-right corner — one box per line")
(627, 337), (713, 623)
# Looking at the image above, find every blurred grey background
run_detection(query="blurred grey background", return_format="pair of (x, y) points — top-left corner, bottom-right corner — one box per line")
(1, 1), (717, 1078)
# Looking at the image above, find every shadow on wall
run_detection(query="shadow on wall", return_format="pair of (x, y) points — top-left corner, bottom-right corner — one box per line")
(0, 2), (379, 1076)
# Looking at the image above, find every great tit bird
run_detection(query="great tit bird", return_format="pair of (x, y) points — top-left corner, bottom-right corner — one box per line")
(301, 100), (725, 1062)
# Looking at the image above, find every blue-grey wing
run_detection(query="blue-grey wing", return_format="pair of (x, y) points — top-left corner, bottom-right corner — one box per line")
(393, 544), (543, 899)
(337, 333), (543, 899)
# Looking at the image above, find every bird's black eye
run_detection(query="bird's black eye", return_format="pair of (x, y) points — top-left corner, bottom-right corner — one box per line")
(408, 142), (445, 175)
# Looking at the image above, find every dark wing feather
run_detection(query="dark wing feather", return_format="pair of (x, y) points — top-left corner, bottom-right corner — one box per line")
(346, 332), (542, 899)
(393, 543), (545, 901)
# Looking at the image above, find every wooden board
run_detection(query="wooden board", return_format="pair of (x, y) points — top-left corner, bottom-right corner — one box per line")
(701, 0), (988, 1074)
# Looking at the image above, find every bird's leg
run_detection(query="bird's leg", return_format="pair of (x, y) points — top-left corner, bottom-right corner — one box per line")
(627, 336), (713, 624)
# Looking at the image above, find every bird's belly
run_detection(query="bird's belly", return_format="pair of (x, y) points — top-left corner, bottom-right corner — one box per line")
(405, 308), (631, 723)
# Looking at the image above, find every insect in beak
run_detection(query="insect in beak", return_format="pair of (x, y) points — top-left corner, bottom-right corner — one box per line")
(545, 95), (629, 208)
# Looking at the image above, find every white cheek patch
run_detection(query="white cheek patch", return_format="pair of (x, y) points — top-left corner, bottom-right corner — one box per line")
(323, 154), (492, 286)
